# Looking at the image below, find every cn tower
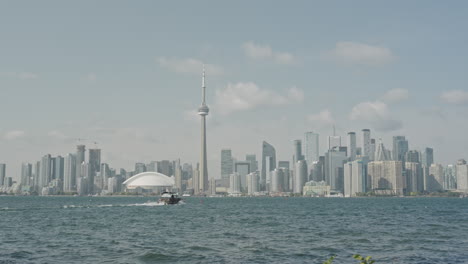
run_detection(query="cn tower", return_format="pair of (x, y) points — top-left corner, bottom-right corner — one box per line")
(198, 66), (209, 193)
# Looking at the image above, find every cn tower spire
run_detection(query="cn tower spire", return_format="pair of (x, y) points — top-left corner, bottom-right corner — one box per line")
(202, 64), (206, 105)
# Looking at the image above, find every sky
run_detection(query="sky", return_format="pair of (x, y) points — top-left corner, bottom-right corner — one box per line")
(1, 1), (468, 180)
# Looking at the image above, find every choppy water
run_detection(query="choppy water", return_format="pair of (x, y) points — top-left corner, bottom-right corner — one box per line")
(1, 196), (467, 263)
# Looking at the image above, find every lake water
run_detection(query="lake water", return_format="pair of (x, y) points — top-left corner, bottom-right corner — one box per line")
(1, 196), (467, 263)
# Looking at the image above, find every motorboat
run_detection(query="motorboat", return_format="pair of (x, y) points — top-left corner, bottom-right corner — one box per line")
(158, 192), (182, 205)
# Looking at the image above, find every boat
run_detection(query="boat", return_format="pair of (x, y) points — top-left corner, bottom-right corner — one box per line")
(158, 192), (182, 205)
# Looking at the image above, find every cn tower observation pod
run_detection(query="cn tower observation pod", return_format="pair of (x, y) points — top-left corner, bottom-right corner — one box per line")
(123, 172), (175, 190)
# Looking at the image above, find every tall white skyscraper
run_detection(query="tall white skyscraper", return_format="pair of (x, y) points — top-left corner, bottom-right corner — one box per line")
(64, 154), (76, 192)
(304, 132), (319, 163)
(344, 158), (368, 197)
(198, 67), (209, 194)
(294, 160), (308, 194)
(347, 132), (356, 160)
(246, 172), (259, 195)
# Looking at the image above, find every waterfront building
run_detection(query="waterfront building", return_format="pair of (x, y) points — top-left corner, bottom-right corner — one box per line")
(374, 139), (390, 161)
(100, 163), (110, 192)
(198, 67), (210, 193)
(229, 173), (241, 195)
(21, 163), (32, 186)
(157, 160), (173, 176)
(405, 162), (423, 193)
(278, 161), (290, 170)
(135, 163), (146, 174)
(174, 160), (182, 192)
(293, 139), (304, 162)
(367, 160), (404, 195)
(270, 168), (284, 193)
(63, 154), (76, 192)
(427, 164), (444, 192)
(344, 158), (368, 197)
(294, 160), (307, 194)
(192, 164), (200, 194)
(406, 150), (421, 163)
(39, 154), (52, 191)
(325, 149), (347, 193)
(76, 145), (86, 180)
(370, 138), (376, 161)
(422, 148), (434, 168)
(392, 136), (409, 162)
(246, 171), (259, 195)
(221, 149), (233, 179)
(361, 129), (371, 158)
(261, 141), (276, 191)
(235, 161), (250, 192)
(456, 159), (468, 193)
(245, 154), (258, 173)
(304, 132), (319, 163)
(347, 132), (357, 161)
(0, 163), (6, 186)
(303, 181), (331, 197)
(311, 156), (325, 182)
(444, 164), (457, 190)
(54, 156), (64, 191)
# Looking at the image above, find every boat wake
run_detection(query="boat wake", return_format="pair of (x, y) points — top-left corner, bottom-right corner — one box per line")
(62, 200), (186, 209)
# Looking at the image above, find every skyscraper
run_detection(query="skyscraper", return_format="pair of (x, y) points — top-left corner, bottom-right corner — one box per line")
(89, 149), (101, 174)
(422, 148), (434, 167)
(405, 150), (420, 163)
(367, 160), (404, 195)
(392, 136), (409, 162)
(235, 161), (250, 191)
(344, 158), (368, 197)
(361, 129), (371, 158)
(39, 154), (52, 191)
(293, 139), (303, 162)
(246, 154), (258, 172)
(405, 162), (423, 193)
(374, 139), (390, 161)
(427, 164), (444, 192)
(0, 163), (6, 186)
(21, 163), (32, 186)
(325, 149), (347, 192)
(221, 149), (233, 179)
(347, 132), (356, 160)
(261, 141), (276, 190)
(294, 160), (308, 194)
(456, 159), (468, 193)
(304, 132), (319, 163)
(76, 145), (86, 179)
(198, 67), (209, 193)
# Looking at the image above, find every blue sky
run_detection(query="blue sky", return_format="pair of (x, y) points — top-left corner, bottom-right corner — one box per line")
(1, 1), (468, 179)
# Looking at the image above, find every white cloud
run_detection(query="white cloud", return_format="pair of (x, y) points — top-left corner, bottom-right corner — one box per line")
(214, 82), (303, 115)
(328, 41), (395, 65)
(4, 130), (26, 140)
(242, 42), (296, 64)
(308, 110), (335, 127)
(382, 88), (409, 103)
(441, 90), (468, 104)
(1, 72), (38, 79)
(157, 57), (224, 76)
(349, 101), (402, 131)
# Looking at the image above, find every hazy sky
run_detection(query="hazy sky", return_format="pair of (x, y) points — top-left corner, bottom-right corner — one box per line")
(1, 1), (468, 180)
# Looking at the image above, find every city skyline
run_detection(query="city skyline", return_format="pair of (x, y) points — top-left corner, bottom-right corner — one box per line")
(2, 1), (468, 180)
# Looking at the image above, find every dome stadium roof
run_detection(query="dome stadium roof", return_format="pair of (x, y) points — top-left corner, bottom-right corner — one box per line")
(123, 172), (175, 188)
